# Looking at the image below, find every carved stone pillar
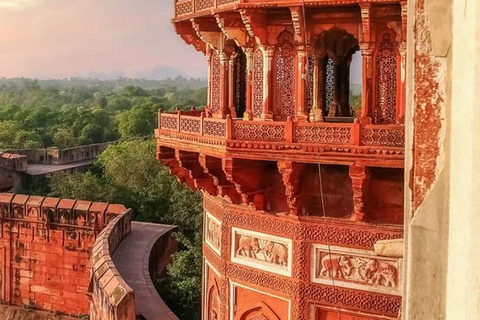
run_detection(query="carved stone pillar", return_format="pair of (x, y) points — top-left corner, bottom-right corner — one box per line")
(296, 49), (309, 121)
(218, 53), (230, 118)
(360, 44), (374, 124)
(228, 53), (237, 117)
(261, 46), (275, 120)
(349, 165), (370, 221)
(309, 54), (325, 122)
(206, 46), (213, 110)
(398, 45), (406, 125)
(243, 48), (254, 120)
(278, 160), (305, 216)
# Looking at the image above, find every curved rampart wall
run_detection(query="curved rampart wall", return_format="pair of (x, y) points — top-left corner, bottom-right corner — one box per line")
(90, 209), (136, 320)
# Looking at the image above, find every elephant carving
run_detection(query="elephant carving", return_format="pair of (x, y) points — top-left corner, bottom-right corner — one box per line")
(319, 255), (353, 279)
(264, 241), (288, 266)
(236, 236), (261, 258)
(364, 259), (397, 287)
(207, 218), (221, 248)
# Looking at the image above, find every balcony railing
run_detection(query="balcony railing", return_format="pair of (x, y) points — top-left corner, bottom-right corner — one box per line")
(174, 0), (399, 18)
(157, 111), (405, 149)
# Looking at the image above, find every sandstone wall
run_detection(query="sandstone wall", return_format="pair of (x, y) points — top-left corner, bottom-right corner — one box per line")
(0, 193), (126, 315)
(89, 209), (135, 320)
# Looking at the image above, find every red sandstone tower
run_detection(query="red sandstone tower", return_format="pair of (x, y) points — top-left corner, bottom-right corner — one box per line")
(157, 1), (406, 319)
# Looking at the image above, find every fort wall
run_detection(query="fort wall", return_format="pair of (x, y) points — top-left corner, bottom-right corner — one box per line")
(90, 209), (135, 320)
(0, 193), (126, 315)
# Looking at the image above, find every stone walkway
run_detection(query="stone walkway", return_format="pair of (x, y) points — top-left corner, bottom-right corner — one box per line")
(113, 222), (178, 320)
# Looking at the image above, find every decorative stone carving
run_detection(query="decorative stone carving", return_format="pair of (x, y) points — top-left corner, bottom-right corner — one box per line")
(231, 227), (292, 277)
(205, 211), (222, 256)
(311, 244), (402, 295)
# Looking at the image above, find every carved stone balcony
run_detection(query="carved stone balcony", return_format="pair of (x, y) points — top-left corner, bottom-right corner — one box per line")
(155, 110), (405, 168)
(173, 0), (402, 20)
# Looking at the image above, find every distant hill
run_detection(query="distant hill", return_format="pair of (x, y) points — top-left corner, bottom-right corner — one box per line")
(130, 65), (190, 80)
(0, 76), (207, 91)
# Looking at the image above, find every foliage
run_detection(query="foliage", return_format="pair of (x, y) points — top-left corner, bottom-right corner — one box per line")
(0, 78), (206, 149)
(48, 140), (203, 320)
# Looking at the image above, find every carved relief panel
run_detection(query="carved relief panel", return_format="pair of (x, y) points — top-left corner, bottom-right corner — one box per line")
(231, 228), (292, 277)
(311, 244), (402, 295)
(205, 211), (222, 256)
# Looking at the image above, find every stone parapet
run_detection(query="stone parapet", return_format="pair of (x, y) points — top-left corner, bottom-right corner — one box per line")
(90, 209), (136, 320)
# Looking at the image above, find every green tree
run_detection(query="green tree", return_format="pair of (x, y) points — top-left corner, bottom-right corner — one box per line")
(50, 171), (114, 202)
(49, 140), (203, 320)
(53, 128), (75, 149)
(0, 120), (22, 148)
(14, 130), (43, 149)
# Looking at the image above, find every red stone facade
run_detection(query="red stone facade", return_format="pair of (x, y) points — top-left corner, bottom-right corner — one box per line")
(159, 1), (406, 319)
(0, 193), (126, 315)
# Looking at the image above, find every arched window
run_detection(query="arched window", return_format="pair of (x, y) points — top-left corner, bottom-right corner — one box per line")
(252, 47), (264, 118)
(314, 28), (359, 119)
(210, 51), (222, 114)
(274, 31), (296, 120)
(374, 30), (398, 124)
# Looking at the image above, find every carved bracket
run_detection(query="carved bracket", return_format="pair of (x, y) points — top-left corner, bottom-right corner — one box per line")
(278, 161), (305, 216)
(360, 3), (372, 47)
(349, 164), (371, 221)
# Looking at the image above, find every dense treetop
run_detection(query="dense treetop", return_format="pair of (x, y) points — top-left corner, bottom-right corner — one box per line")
(0, 77), (207, 149)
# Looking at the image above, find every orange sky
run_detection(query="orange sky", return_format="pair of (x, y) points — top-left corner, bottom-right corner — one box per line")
(0, 0), (207, 79)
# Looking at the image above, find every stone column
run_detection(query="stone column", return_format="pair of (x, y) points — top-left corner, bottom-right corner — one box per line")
(296, 48), (309, 121)
(228, 53), (237, 117)
(243, 48), (254, 120)
(359, 44), (373, 124)
(261, 46), (275, 120)
(218, 53), (230, 118)
(206, 46), (213, 110)
(309, 54), (325, 122)
(398, 45), (406, 125)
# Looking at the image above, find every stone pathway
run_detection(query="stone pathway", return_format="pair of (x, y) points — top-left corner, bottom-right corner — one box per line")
(113, 222), (178, 320)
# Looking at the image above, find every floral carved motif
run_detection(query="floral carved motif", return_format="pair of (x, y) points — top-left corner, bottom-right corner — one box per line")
(211, 52), (222, 114)
(204, 119), (227, 137)
(231, 227), (292, 277)
(160, 114), (178, 130)
(361, 126), (405, 147)
(275, 31), (296, 120)
(180, 117), (201, 134)
(233, 122), (285, 141)
(195, 0), (214, 11)
(205, 212), (222, 255)
(295, 125), (351, 144)
(175, 0), (193, 16)
(375, 31), (398, 124)
(252, 48), (264, 118)
(312, 245), (401, 295)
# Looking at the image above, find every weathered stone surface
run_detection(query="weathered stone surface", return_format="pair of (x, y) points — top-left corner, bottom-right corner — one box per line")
(0, 305), (78, 320)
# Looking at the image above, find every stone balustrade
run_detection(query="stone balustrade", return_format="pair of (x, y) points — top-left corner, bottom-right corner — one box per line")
(156, 110), (405, 167)
(90, 209), (136, 320)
